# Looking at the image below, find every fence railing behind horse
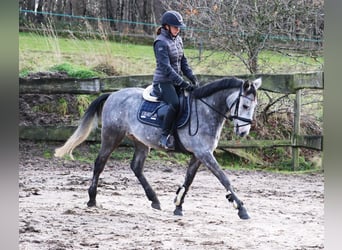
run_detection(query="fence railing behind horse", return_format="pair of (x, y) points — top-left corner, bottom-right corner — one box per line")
(19, 72), (323, 94)
(19, 72), (323, 170)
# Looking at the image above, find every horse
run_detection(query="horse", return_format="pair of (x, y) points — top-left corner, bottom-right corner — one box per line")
(55, 77), (262, 220)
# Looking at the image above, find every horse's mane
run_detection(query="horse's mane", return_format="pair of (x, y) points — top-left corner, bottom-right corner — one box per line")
(192, 77), (243, 99)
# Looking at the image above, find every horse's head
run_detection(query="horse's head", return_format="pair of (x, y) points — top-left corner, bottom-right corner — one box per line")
(226, 78), (262, 137)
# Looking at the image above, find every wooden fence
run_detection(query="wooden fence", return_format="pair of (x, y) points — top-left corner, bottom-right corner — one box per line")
(19, 72), (323, 169)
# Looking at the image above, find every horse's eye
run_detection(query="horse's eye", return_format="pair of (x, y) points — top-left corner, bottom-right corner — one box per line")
(243, 104), (249, 110)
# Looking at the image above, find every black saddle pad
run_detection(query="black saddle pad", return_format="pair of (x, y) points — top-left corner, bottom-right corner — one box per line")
(137, 96), (191, 128)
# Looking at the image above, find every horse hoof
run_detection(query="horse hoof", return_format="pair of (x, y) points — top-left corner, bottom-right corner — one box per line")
(173, 208), (183, 216)
(87, 201), (96, 207)
(238, 206), (250, 220)
(151, 202), (161, 210)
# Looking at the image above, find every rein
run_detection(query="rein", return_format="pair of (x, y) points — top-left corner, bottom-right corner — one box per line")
(199, 98), (230, 120)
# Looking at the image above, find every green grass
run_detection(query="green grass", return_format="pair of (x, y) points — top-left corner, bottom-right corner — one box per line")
(19, 32), (323, 77)
(49, 63), (99, 78)
(19, 32), (156, 76)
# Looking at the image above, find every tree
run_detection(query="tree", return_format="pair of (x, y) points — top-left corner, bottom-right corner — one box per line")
(161, 0), (323, 74)
(20, 0), (158, 35)
(19, 0), (323, 67)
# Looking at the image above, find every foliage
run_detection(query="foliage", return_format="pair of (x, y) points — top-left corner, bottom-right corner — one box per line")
(162, 0), (323, 74)
(148, 150), (192, 165)
(19, 68), (31, 78)
(215, 150), (253, 170)
(278, 156), (316, 172)
(57, 98), (68, 116)
(19, 0), (323, 76)
(19, 0), (160, 36)
(49, 63), (99, 79)
(76, 95), (93, 116)
(31, 97), (68, 116)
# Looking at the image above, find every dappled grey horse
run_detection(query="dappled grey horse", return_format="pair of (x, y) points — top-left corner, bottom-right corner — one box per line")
(55, 77), (262, 219)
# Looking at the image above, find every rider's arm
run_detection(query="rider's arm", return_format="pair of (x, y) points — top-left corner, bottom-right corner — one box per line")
(180, 54), (198, 85)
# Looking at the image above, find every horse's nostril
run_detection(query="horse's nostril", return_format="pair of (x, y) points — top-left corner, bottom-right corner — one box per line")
(239, 131), (246, 137)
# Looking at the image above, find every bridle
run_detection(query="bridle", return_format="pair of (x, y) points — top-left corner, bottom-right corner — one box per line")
(227, 86), (255, 128)
(198, 85), (255, 127)
(188, 85), (256, 136)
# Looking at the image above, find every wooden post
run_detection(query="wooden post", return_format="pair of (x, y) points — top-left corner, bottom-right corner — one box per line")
(198, 39), (203, 61)
(292, 89), (302, 170)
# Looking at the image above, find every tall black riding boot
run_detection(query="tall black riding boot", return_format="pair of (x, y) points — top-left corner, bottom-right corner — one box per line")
(159, 105), (177, 150)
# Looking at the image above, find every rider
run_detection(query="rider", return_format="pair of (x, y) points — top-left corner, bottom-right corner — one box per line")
(152, 10), (198, 150)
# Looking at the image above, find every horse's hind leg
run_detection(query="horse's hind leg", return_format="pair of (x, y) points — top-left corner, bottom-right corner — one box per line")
(174, 156), (201, 216)
(87, 133), (124, 207)
(130, 141), (161, 210)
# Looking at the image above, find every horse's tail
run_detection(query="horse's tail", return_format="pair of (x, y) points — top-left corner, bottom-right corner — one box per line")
(54, 93), (111, 159)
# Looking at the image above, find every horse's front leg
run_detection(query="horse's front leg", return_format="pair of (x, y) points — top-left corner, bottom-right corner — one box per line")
(197, 151), (250, 220)
(174, 155), (201, 216)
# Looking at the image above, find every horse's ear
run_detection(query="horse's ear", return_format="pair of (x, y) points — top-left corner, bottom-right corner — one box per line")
(252, 77), (262, 90)
(243, 80), (251, 91)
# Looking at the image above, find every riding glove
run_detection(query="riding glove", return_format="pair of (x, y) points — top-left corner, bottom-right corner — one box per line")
(179, 81), (194, 91)
(190, 76), (200, 87)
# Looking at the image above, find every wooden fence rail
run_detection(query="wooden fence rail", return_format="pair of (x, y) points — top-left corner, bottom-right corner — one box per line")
(19, 72), (323, 94)
(19, 72), (323, 169)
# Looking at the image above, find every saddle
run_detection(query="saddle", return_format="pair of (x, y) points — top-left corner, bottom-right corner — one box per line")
(137, 85), (191, 128)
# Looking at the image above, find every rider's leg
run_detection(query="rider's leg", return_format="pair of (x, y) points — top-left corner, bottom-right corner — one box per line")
(159, 105), (177, 149)
(156, 83), (180, 150)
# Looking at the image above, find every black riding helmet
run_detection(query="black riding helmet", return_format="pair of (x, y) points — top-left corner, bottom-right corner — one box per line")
(161, 11), (186, 28)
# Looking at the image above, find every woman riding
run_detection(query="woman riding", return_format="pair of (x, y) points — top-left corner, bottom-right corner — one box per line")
(152, 10), (198, 150)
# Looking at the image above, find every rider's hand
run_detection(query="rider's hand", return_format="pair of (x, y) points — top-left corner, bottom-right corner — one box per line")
(180, 81), (194, 91)
(190, 77), (200, 87)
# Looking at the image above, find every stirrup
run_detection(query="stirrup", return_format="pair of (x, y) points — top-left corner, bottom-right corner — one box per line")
(159, 135), (175, 150)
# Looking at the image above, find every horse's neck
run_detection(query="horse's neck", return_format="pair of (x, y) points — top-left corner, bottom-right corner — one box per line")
(196, 89), (238, 144)
(198, 88), (236, 114)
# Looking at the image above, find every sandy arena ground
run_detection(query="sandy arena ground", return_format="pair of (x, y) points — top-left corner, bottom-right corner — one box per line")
(19, 141), (324, 250)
